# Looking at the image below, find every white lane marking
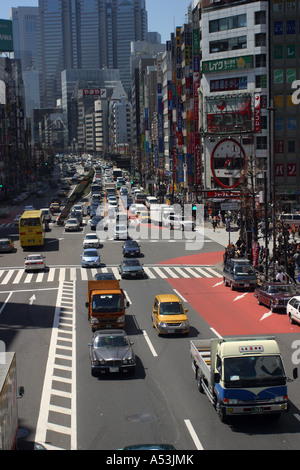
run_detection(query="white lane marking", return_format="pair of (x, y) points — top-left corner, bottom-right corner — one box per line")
(144, 267), (156, 279)
(184, 419), (204, 450)
(173, 289), (187, 303)
(210, 327), (223, 339)
(143, 330), (158, 357)
(173, 267), (189, 278)
(152, 267), (167, 278)
(0, 292), (13, 316)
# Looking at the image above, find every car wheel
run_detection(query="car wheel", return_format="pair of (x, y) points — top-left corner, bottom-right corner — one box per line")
(257, 297), (262, 305)
(270, 301), (275, 312)
(230, 282), (235, 291)
(289, 313), (295, 324)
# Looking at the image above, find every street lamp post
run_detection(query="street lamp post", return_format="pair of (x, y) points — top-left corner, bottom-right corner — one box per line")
(267, 104), (276, 277)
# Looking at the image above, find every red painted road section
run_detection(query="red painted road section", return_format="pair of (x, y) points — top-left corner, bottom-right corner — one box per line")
(167, 277), (299, 336)
(159, 250), (223, 266)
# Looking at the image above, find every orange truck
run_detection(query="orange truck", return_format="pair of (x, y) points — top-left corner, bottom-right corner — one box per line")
(0, 352), (24, 449)
(86, 280), (129, 331)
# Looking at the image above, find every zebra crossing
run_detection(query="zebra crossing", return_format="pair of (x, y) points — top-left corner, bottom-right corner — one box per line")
(0, 264), (222, 286)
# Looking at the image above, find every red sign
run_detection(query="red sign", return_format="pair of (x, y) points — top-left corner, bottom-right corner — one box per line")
(287, 163), (296, 177)
(254, 94), (261, 133)
(275, 163), (284, 177)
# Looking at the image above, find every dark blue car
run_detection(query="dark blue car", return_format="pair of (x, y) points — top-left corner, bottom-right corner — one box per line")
(122, 240), (141, 257)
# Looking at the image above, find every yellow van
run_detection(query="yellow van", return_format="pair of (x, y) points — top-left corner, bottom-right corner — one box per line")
(152, 294), (189, 335)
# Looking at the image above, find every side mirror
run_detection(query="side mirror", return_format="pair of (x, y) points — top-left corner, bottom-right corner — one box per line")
(293, 368), (298, 380)
(85, 302), (88, 308)
(185, 308), (189, 313)
(214, 372), (220, 384)
(126, 301), (130, 308)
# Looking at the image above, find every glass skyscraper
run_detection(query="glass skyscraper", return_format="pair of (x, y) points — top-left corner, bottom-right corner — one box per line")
(38, 0), (148, 107)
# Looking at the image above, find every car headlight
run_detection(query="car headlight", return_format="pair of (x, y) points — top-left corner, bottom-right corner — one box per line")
(117, 315), (125, 323)
(158, 322), (168, 328)
(181, 320), (189, 328)
(228, 399), (239, 405)
(275, 396), (286, 402)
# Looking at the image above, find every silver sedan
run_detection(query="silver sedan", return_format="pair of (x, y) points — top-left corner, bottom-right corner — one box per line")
(24, 254), (46, 272)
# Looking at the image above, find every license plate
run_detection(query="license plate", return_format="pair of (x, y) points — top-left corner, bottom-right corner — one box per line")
(109, 367), (119, 373)
(244, 283), (249, 287)
(253, 407), (264, 414)
(105, 325), (112, 329)
(28, 239), (35, 243)
(167, 329), (175, 334)
(131, 273), (136, 276)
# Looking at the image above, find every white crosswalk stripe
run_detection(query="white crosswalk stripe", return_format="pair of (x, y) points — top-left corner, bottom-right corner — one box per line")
(0, 265), (222, 285)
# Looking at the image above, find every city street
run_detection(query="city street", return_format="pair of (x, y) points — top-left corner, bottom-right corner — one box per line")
(1, 174), (300, 451)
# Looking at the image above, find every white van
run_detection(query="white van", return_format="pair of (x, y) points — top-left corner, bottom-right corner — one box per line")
(281, 214), (300, 227)
(145, 196), (158, 209)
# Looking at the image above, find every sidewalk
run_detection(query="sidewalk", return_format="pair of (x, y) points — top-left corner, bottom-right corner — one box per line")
(204, 222), (239, 248)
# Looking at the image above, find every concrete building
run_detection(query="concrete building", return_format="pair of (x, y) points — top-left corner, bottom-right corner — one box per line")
(269, 0), (300, 210)
(200, 0), (269, 195)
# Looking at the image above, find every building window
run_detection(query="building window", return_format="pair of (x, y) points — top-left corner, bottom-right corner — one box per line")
(255, 11), (266, 25)
(288, 140), (296, 153)
(256, 136), (267, 149)
(209, 36), (247, 54)
(255, 54), (267, 67)
(255, 33), (266, 47)
(255, 75), (267, 88)
(209, 14), (246, 33)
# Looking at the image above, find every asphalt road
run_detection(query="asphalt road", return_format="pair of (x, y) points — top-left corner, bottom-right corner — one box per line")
(1, 173), (300, 451)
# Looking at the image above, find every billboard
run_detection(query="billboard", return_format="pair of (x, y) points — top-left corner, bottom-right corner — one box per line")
(0, 20), (13, 53)
(205, 94), (253, 134)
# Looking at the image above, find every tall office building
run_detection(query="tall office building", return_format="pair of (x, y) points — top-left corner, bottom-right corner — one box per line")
(38, 0), (148, 107)
(10, 7), (40, 118)
(269, 0), (300, 210)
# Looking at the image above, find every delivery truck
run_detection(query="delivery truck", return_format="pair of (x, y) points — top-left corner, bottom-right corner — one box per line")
(86, 280), (129, 331)
(0, 352), (24, 449)
(190, 336), (297, 422)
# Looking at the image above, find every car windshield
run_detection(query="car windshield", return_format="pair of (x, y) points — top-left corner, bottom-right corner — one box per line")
(125, 241), (138, 247)
(224, 355), (286, 388)
(159, 302), (184, 315)
(92, 294), (123, 312)
(85, 235), (97, 240)
(269, 285), (294, 294)
(67, 219), (77, 223)
(27, 255), (42, 260)
(20, 217), (41, 227)
(84, 250), (98, 257)
(234, 266), (256, 275)
(94, 335), (128, 348)
(123, 260), (140, 266)
(116, 225), (126, 231)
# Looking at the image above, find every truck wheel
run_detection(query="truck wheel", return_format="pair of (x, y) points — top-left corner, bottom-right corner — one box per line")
(215, 400), (227, 423)
(196, 369), (204, 393)
(230, 282), (235, 291)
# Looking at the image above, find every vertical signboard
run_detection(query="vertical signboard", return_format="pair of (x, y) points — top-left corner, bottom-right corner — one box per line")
(0, 20), (13, 53)
(254, 94), (261, 133)
(193, 28), (201, 186)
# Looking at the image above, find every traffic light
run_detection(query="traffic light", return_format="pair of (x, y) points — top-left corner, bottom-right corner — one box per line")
(192, 205), (197, 219)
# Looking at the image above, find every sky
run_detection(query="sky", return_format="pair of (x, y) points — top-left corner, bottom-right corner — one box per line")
(0, 0), (191, 44)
